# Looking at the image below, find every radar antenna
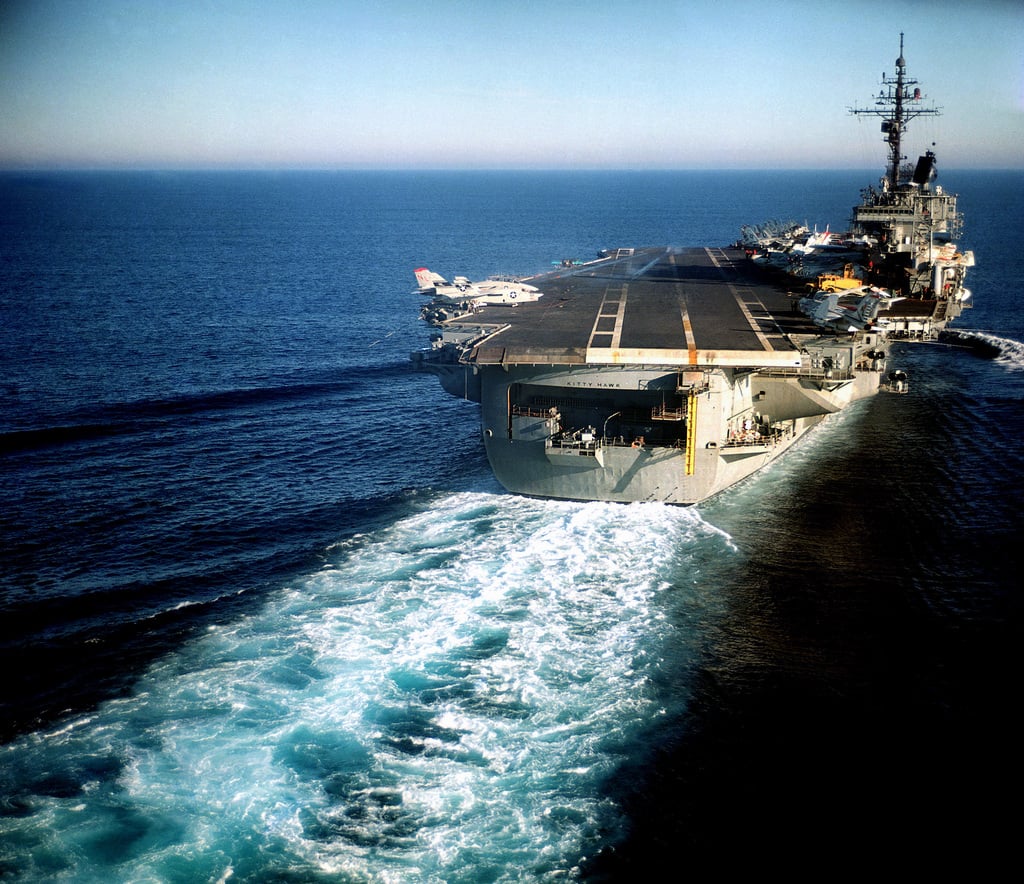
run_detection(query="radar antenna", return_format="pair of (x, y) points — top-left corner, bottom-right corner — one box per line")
(849, 33), (941, 190)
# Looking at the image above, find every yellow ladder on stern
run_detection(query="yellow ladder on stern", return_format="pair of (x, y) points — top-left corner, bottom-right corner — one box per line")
(684, 390), (698, 476)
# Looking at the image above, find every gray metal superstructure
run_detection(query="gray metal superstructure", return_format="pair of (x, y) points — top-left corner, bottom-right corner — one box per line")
(847, 34), (974, 338)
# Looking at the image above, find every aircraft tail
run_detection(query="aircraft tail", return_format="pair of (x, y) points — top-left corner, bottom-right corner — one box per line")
(414, 267), (447, 292)
(853, 292), (882, 323)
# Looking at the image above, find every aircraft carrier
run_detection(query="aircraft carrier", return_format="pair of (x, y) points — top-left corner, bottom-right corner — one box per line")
(411, 37), (972, 505)
(412, 246), (888, 504)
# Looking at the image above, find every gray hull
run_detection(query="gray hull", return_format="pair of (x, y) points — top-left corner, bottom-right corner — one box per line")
(477, 361), (880, 505)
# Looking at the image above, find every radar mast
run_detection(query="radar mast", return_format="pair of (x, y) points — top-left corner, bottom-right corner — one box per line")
(849, 33), (941, 189)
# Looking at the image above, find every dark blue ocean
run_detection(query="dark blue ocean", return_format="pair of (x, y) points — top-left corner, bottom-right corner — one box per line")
(1, 170), (1022, 880)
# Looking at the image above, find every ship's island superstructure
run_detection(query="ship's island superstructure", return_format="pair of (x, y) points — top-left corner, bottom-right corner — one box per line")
(411, 37), (972, 505)
(846, 35), (973, 337)
(743, 34), (973, 339)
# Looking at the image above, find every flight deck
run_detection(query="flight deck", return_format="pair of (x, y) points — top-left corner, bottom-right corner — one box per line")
(467, 247), (811, 369)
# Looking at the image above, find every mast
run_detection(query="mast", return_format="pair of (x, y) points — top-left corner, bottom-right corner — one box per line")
(849, 33), (941, 190)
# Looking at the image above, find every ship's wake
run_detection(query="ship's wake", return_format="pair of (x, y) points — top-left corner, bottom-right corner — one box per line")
(939, 329), (1024, 369)
(0, 493), (734, 882)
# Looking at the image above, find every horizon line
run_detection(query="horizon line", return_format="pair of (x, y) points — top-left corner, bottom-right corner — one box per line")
(2, 165), (1021, 174)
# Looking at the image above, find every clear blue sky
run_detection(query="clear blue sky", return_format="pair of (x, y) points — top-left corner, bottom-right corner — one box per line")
(2, 0), (1021, 170)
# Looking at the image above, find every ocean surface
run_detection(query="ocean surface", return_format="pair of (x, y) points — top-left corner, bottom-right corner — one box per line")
(1, 169), (1021, 880)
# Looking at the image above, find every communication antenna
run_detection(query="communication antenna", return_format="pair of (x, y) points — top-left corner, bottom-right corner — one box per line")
(849, 33), (942, 189)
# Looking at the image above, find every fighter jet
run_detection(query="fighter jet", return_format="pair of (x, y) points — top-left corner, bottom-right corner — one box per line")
(413, 268), (542, 306)
(798, 286), (901, 333)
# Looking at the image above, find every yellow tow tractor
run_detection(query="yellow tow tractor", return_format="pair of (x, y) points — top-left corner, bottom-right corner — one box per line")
(813, 263), (863, 293)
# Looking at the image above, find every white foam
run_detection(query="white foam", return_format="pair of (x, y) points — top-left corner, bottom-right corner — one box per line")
(1, 493), (734, 881)
(943, 330), (1024, 371)
(977, 331), (1024, 370)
